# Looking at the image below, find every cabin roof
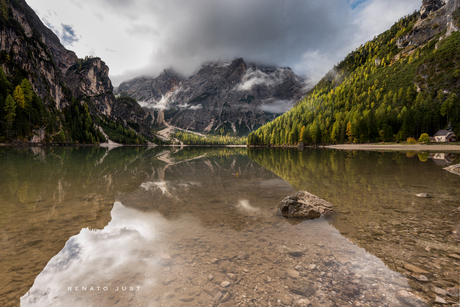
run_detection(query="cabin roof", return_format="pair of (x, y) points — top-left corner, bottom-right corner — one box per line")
(434, 130), (456, 137)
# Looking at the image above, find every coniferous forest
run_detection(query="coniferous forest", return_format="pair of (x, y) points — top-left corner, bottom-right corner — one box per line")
(248, 12), (460, 146)
(0, 65), (108, 144)
(0, 67), (50, 141)
(172, 131), (246, 146)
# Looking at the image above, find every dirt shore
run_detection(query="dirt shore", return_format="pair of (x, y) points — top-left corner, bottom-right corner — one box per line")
(325, 143), (460, 152)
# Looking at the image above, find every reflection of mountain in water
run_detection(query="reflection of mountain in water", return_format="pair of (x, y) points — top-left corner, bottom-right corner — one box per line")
(248, 148), (460, 300)
(3, 147), (459, 306)
(0, 146), (292, 305)
(0, 146), (182, 306)
(118, 148), (294, 229)
(20, 147), (418, 306)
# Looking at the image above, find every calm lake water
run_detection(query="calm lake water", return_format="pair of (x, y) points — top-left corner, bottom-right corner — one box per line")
(0, 146), (459, 307)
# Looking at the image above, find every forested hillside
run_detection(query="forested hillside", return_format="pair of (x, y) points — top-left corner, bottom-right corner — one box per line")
(172, 130), (246, 145)
(248, 5), (460, 146)
(0, 64), (108, 143)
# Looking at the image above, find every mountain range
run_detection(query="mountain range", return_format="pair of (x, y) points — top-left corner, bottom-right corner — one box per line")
(116, 58), (305, 135)
(0, 0), (305, 144)
(0, 0), (458, 145)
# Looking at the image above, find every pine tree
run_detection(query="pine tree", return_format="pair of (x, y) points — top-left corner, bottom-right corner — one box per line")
(0, 0), (8, 22)
(20, 79), (33, 125)
(4, 94), (16, 138)
(13, 85), (26, 109)
(346, 121), (353, 143)
(0, 67), (10, 98)
(20, 79), (33, 106)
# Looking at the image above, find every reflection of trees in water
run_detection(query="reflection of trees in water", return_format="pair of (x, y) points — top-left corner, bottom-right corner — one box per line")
(0, 146), (250, 214)
(168, 146), (247, 162)
(247, 147), (460, 254)
(248, 148), (459, 211)
(6, 165), (19, 196)
(117, 151), (294, 230)
(247, 148), (460, 293)
(0, 147), (161, 209)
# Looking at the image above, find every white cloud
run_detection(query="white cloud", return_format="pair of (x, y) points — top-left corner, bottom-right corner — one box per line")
(28, 0), (421, 86)
(295, 50), (338, 86)
(189, 104), (203, 110)
(20, 202), (161, 306)
(235, 67), (287, 91)
(260, 100), (295, 114)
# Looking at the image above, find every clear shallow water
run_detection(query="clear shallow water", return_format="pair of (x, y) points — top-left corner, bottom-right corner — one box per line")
(0, 147), (459, 306)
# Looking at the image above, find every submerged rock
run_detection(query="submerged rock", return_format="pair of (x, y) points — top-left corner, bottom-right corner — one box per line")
(446, 287), (459, 298)
(278, 191), (333, 219)
(434, 296), (448, 304)
(415, 193), (432, 198)
(395, 290), (427, 307)
(403, 263), (429, 274)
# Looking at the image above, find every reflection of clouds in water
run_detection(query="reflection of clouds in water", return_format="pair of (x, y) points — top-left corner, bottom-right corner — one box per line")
(141, 180), (173, 196)
(260, 179), (292, 189)
(177, 181), (202, 190)
(21, 202), (159, 306)
(237, 199), (259, 212)
(141, 180), (202, 196)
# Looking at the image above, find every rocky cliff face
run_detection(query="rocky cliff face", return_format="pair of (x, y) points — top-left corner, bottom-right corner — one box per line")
(65, 58), (115, 116)
(116, 58), (305, 135)
(0, 0), (117, 116)
(12, 0), (77, 74)
(420, 0), (446, 19)
(117, 69), (183, 103)
(112, 96), (153, 138)
(1, 0), (68, 109)
(397, 0), (460, 48)
(0, 0), (155, 142)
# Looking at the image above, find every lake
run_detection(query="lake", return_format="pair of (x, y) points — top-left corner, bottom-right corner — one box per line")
(1, 146), (459, 306)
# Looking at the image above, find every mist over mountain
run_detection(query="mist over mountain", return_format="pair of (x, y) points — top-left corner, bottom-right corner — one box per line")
(116, 58), (307, 135)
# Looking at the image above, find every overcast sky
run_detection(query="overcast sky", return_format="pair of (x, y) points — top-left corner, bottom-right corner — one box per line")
(28, 0), (421, 86)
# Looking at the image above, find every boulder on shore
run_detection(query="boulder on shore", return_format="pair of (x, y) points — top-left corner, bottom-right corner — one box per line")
(278, 191), (333, 219)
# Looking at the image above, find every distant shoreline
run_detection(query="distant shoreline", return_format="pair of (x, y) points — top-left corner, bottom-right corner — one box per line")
(0, 142), (248, 148)
(324, 143), (460, 152)
(2, 142), (460, 152)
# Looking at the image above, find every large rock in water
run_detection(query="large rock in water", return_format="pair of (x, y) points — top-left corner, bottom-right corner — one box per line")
(278, 191), (333, 219)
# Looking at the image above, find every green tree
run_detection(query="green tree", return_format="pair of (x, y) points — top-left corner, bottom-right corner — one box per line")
(13, 85), (26, 109)
(0, 0), (8, 22)
(418, 133), (430, 144)
(20, 79), (33, 125)
(346, 121), (353, 143)
(0, 66), (10, 98)
(4, 94), (16, 138)
(330, 121), (340, 144)
(441, 93), (459, 124)
(20, 79), (33, 105)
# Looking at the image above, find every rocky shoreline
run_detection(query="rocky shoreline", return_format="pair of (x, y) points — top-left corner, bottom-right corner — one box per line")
(325, 144), (460, 152)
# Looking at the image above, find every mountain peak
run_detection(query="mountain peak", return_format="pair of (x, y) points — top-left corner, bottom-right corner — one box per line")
(396, 0), (459, 48)
(224, 58), (247, 84)
(116, 59), (305, 135)
(420, 0), (446, 19)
